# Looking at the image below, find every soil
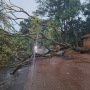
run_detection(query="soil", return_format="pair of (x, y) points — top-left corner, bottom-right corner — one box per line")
(24, 52), (90, 90)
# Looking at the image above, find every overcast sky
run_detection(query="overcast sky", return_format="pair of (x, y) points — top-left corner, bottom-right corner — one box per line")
(5, 0), (37, 18)
(5, 0), (85, 18)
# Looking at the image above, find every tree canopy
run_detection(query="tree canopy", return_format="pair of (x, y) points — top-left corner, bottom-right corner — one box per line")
(0, 0), (90, 66)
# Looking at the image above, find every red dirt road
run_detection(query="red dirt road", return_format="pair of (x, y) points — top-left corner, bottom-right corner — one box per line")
(24, 53), (90, 90)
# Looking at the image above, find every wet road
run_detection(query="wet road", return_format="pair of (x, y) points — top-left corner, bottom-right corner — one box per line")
(6, 66), (29, 90)
(24, 53), (90, 90)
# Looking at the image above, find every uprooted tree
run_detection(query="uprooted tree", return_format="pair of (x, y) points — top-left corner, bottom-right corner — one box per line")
(0, 0), (90, 67)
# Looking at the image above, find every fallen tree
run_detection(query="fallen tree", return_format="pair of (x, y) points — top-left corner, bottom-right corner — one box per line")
(0, 0), (90, 69)
(1, 1), (90, 89)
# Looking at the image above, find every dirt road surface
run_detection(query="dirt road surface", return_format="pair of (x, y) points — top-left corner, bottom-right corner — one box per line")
(24, 53), (90, 90)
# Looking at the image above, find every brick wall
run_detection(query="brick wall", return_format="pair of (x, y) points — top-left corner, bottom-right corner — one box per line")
(83, 37), (90, 49)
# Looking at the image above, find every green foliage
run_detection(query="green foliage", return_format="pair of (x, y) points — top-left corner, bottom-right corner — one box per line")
(2, 54), (9, 65)
(20, 19), (31, 34)
(34, 0), (90, 47)
(20, 16), (43, 46)
(0, 29), (15, 65)
(0, 28), (32, 65)
(1, 0), (90, 65)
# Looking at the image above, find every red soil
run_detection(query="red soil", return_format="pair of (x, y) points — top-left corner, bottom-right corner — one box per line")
(24, 52), (90, 90)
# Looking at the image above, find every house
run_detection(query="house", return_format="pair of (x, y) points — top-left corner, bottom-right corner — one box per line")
(83, 34), (90, 49)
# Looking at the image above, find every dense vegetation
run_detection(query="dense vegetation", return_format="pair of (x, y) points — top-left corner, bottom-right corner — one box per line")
(33, 0), (90, 46)
(0, 0), (90, 66)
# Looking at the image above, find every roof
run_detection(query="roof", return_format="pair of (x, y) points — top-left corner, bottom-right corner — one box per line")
(84, 34), (90, 38)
